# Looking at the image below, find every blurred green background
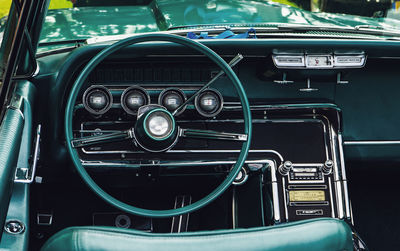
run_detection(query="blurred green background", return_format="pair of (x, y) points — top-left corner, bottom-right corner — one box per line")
(0, 0), (297, 20)
(0, 0), (73, 19)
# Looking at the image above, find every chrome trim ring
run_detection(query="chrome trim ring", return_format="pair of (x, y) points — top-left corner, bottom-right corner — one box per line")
(83, 85), (113, 115)
(120, 85), (150, 115)
(194, 88), (223, 117)
(158, 88), (187, 116)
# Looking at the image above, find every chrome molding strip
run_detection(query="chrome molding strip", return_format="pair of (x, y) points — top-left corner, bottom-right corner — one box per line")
(232, 188), (237, 229)
(15, 125), (41, 183)
(338, 134), (351, 220)
(76, 102), (340, 114)
(269, 160), (281, 223)
(81, 159), (275, 168)
(330, 126), (345, 220)
(328, 177), (335, 218)
(282, 177), (288, 221)
(344, 140), (400, 145)
(223, 103), (340, 111)
(81, 148), (285, 162)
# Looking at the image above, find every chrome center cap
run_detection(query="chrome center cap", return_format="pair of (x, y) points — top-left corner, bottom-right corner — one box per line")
(144, 110), (174, 139)
(134, 106), (178, 152)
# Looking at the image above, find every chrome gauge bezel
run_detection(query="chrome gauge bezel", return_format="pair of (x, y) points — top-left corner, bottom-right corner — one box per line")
(158, 87), (187, 116)
(194, 88), (224, 118)
(82, 85), (113, 115)
(120, 85), (150, 115)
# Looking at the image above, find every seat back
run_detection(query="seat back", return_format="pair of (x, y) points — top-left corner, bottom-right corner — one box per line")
(41, 218), (353, 251)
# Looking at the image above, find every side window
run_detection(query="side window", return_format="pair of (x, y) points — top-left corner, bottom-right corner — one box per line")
(0, 0), (12, 77)
(0, 0), (12, 45)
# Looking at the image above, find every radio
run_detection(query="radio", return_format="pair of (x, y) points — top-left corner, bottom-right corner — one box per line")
(271, 160), (338, 222)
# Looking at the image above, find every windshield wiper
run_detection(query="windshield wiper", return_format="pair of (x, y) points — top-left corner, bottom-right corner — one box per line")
(36, 39), (87, 57)
(38, 38), (87, 47)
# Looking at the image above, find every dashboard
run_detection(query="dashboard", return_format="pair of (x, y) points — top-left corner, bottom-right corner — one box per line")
(33, 38), (400, 168)
(21, 36), (400, 251)
(24, 37), (400, 236)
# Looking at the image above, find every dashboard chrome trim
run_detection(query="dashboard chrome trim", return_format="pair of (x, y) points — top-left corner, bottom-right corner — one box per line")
(338, 134), (351, 220)
(269, 160), (281, 223)
(272, 53), (366, 69)
(344, 140), (400, 145)
(81, 158), (275, 168)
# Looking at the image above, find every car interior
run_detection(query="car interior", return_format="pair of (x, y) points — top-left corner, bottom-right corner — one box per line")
(1, 0), (400, 250)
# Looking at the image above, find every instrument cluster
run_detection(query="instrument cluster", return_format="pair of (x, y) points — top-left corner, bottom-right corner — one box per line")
(82, 85), (224, 118)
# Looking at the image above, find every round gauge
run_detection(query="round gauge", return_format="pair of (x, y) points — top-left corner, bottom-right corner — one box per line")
(121, 86), (150, 115)
(83, 85), (113, 115)
(158, 88), (187, 115)
(195, 89), (223, 117)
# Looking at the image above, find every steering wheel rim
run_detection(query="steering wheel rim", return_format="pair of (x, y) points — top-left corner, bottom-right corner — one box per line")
(65, 33), (252, 218)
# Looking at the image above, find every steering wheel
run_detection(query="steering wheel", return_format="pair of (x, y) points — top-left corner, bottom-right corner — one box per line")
(65, 34), (252, 218)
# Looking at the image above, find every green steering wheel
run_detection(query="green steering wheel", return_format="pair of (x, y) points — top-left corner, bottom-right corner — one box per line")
(65, 33), (252, 218)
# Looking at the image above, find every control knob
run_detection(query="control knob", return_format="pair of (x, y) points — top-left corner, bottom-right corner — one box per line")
(279, 161), (292, 175)
(322, 160), (334, 174)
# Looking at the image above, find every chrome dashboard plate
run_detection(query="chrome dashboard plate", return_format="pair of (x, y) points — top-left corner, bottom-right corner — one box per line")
(272, 53), (366, 69)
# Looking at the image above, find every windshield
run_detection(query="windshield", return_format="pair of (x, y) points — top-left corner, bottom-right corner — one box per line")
(35, 0), (400, 50)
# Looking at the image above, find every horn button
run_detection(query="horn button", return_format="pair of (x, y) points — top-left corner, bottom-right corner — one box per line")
(134, 106), (178, 152)
(145, 111), (174, 139)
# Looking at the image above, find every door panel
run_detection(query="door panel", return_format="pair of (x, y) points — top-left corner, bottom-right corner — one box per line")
(0, 91), (25, 236)
(0, 81), (35, 246)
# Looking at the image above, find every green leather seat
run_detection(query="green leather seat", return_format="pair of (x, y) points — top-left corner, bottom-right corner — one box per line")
(41, 218), (353, 251)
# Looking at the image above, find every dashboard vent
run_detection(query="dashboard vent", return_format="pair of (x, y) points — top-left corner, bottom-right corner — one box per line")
(89, 62), (213, 83)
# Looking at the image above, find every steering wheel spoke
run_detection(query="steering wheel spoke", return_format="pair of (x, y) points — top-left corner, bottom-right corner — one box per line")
(179, 128), (248, 142)
(71, 129), (134, 148)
